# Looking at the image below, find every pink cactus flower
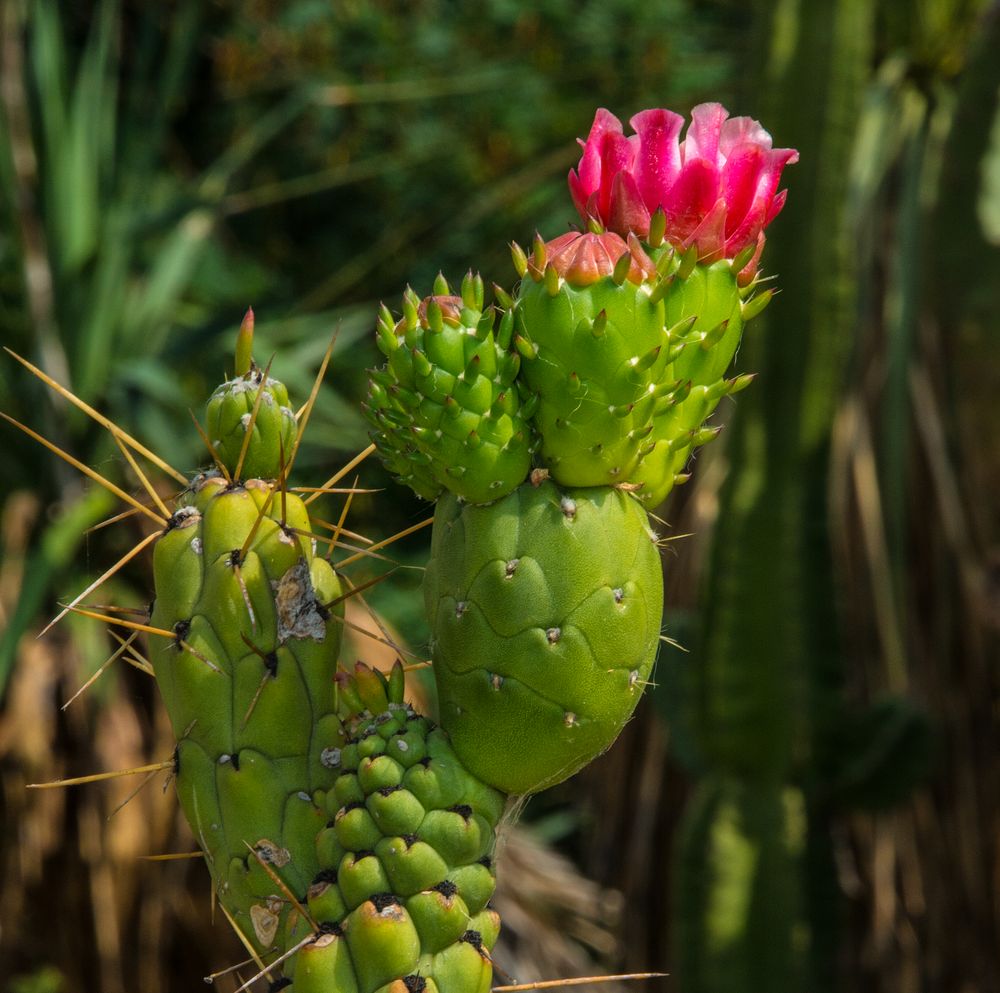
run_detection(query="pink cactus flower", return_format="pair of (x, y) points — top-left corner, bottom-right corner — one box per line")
(568, 104), (798, 272)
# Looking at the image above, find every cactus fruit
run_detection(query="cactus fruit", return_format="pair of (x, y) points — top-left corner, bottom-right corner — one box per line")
(364, 273), (533, 504)
(284, 661), (505, 993)
(513, 231), (760, 506)
(150, 383), (345, 955)
(205, 307), (298, 481)
(423, 477), (663, 795)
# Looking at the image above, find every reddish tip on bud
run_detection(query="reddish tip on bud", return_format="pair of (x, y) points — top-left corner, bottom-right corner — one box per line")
(235, 307), (255, 377)
(528, 231), (655, 288)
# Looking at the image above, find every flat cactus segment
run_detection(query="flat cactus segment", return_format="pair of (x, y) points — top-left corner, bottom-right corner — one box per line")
(514, 231), (761, 507)
(424, 479), (663, 794)
(149, 475), (345, 956)
(365, 281), (534, 503)
(516, 234), (670, 487)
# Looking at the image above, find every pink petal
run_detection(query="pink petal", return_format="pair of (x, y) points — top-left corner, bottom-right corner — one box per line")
(628, 108), (684, 211)
(608, 171), (652, 238)
(683, 103), (729, 164)
(721, 144), (767, 237)
(662, 157), (721, 243)
(576, 108), (624, 191)
(685, 197), (728, 259)
(722, 201), (767, 258)
(766, 187), (789, 224)
(596, 130), (634, 219)
(719, 115), (773, 155)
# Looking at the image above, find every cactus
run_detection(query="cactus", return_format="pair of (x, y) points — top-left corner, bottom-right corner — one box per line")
(513, 229), (761, 506)
(364, 273), (533, 504)
(289, 661), (505, 993)
(7, 98), (800, 992)
(424, 477), (663, 795)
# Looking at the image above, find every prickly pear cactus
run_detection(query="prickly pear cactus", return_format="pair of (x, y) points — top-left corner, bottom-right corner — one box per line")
(285, 662), (505, 993)
(513, 229), (765, 508)
(149, 367), (345, 954)
(364, 273), (534, 504)
(423, 477), (663, 795)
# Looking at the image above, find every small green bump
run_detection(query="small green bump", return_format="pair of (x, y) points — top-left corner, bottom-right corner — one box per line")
(633, 344), (662, 373)
(543, 264), (560, 297)
(592, 309), (608, 338)
(412, 349), (433, 379)
(612, 250), (631, 286)
(648, 206), (667, 249)
(692, 425), (723, 447)
(655, 245), (676, 276)
(513, 334), (539, 360)
(741, 288), (775, 321)
(700, 319), (729, 350)
(648, 274), (674, 305)
(433, 272), (450, 296)
(731, 240), (757, 274)
(496, 309), (515, 350)
(426, 299), (444, 333)
(402, 287), (420, 328)
(492, 284), (514, 310)
(531, 232), (547, 273)
(676, 244), (699, 279)
(726, 372), (757, 395)
(510, 242), (528, 279)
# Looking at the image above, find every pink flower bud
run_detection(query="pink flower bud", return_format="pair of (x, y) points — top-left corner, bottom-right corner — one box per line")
(568, 104), (798, 270)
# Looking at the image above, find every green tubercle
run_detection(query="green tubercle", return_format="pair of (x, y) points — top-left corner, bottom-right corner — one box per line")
(206, 308), (298, 482)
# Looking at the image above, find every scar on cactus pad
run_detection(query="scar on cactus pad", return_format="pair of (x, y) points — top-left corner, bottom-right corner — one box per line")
(7, 100), (795, 991)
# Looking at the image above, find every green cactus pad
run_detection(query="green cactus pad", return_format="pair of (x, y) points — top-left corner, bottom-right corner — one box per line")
(515, 232), (671, 488)
(149, 474), (344, 955)
(364, 273), (534, 504)
(629, 258), (750, 509)
(424, 477), (663, 794)
(515, 232), (763, 508)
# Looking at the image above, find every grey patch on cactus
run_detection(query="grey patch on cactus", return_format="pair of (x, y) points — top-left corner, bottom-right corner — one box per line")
(191, 536), (203, 555)
(490, 673), (503, 690)
(273, 558), (326, 643)
(255, 839), (292, 867)
(321, 747), (342, 768)
(564, 712), (578, 727)
(504, 559), (519, 578)
(613, 587), (625, 603)
(297, 791), (311, 802)
(240, 413), (252, 430)
(396, 739), (409, 752)
(455, 601), (468, 618)
(546, 627), (561, 644)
